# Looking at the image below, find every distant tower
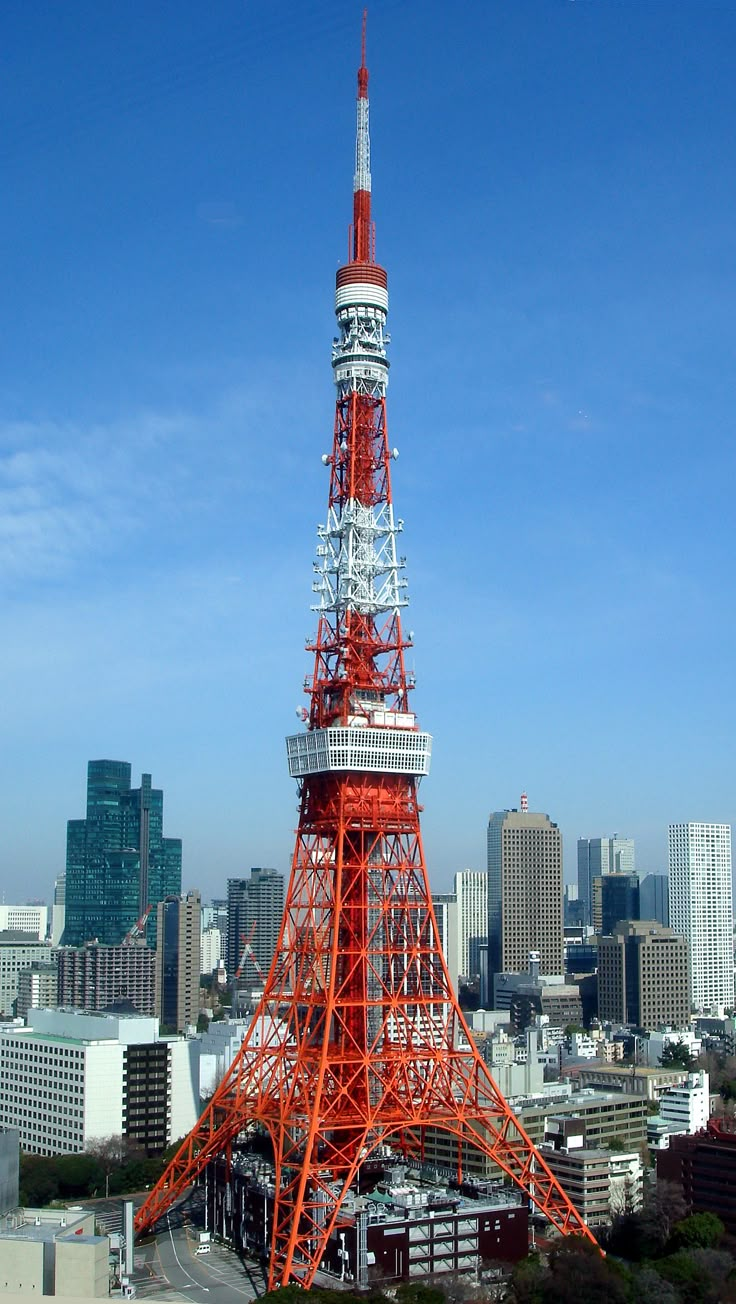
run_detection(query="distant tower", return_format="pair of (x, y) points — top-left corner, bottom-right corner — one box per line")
(226, 869), (284, 985)
(155, 891), (201, 1032)
(454, 869), (488, 981)
(669, 822), (733, 1011)
(577, 834), (635, 927)
(487, 804), (564, 987)
(135, 21), (595, 1280)
(64, 761), (181, 947)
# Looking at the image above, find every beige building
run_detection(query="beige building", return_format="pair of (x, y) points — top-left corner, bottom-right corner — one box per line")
(0, 1207), (109, 1297)
(597, 920), (689, 1029)
(416, 1088), (647, 1180)
(155, 890), (201, 1032)
(487, 807), (563, 988)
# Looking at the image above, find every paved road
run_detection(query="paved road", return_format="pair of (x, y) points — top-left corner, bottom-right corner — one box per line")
(134, 1213), (266, 1304)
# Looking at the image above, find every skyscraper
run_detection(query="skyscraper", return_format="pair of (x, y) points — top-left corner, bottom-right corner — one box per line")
(577, 835), (635, 926)
(64, 761), (182, 948)
(669, 823), (733, 1012)
(640, 873), (670, 927)
(488, 804), (564, 989)
(155, 891), (201, 1033)
(226, 869), (284, 986)
(599, 872), (640, 937)
(454, 871), (487, 982)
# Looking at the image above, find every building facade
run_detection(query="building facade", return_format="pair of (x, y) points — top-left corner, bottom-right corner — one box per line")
(0, 1008), (199, 1156)
(577, 836), (635, 927)
(657, 1119), (736, 1237)
(597, 920), (689, 1028)
(16, 963), (58, 1019)
(487, 807), (563, 989)
(64, 760), (182, 948)
(57, 941), (156, 1016)
(155, 891), (201, 1032)
(431, 891), (459, 994)
(0, 934), (53, 1018)
(453, 871), (486, 981)
(640, 873), (670, 927)
(668, 822), (733, 1011)
(226, 869), (284, 984)
(599, 872), (640, 937)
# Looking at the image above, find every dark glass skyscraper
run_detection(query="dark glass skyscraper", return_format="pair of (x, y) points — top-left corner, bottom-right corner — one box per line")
(63, 760), (182, 947)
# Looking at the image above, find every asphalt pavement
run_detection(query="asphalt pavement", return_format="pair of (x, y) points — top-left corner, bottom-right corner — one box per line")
(133, 1210), (267, 1304)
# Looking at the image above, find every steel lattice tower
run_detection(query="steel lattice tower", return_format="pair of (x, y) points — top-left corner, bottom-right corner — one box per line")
(135, 21), (596, 1286)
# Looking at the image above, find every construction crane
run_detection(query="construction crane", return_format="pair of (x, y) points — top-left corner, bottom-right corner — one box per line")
(232, 924), (265, 1017)
(123, 903), (153, 945)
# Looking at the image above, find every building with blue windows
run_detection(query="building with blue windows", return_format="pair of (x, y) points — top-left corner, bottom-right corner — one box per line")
(63, 760), (182, 948)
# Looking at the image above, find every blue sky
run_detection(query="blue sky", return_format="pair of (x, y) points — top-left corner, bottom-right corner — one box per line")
(2, 0), (735, 900)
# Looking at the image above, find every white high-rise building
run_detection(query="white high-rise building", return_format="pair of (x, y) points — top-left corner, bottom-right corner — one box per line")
(454, 870), (487, 981)
(669, 822), (733, 1012)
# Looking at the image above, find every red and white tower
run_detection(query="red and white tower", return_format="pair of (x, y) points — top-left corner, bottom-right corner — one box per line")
(135, 23), (596, 1285)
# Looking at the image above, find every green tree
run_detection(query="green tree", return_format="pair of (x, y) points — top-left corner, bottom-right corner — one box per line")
(661, 1040), (694, 1069)
(670, 1212), (725, 1251)
(55, 1152), (103, 1198)
(19, 1155), (60, 1207)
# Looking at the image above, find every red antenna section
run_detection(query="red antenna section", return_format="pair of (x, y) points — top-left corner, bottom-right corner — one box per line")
(133, 17), (597, 1288)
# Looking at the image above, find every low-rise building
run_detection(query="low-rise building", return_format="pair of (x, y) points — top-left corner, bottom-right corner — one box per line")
(572, 1062), (688, 1103)
(209, 1156), (528, 1282)
(0, 1206), (108, 1297)
(417, 1088), (647, 1179)
(659, 1071), (709, 1134)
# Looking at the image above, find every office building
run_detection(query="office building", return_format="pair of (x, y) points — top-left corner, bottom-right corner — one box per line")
(0, 906), (49, 939)
(226, 869), (284, 984)
(0, 1008), (199, 1156)
(669, 822), (733, 1011)
(431, 891), (459, 991)
(453, 870), (487, 981)
(640, 873), (669, 927)
(201, 926), (223, 976)
(418, 1088), (648, 1179)
(155, 891), (201, 1032)
(0, 933), (53, 1018)
(16, 963), (58, 1019)
(577, 836), (635, 926)
(598, 872), (640, 937)
(57, 941), (156, 1016)
(487, 804), (563, 988)
(64, 760), (182, 948)
(597, 920), (689, 1029)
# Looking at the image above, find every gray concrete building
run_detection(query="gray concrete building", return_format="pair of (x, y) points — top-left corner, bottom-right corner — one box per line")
(597, 920), (689, 1029)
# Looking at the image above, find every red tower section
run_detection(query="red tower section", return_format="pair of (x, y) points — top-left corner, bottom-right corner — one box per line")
(134, 26), (597, 1286)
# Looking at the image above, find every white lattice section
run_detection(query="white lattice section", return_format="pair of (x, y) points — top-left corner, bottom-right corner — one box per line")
(312, 499), (406, 615)
(286, 726), (432, 777)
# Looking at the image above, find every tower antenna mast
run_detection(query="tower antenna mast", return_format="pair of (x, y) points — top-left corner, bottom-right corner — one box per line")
(134, 21), (597, 1284)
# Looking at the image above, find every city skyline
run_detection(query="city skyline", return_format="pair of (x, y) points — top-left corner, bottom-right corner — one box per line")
(2, 2), (735, 898)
